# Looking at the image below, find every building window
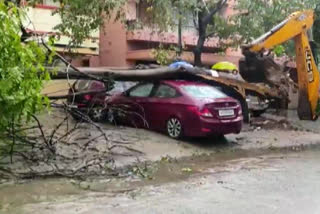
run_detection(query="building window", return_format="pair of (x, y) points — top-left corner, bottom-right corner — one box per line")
(40, 0), (59, 7)
(82, 59), (90, 67)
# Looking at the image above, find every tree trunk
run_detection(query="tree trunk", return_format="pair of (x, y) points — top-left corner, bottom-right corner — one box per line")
(49, 66), (209, 81)
(194, 11), (207, 67)
(194, 35), (206, 67)
(192, 0), (227, 67)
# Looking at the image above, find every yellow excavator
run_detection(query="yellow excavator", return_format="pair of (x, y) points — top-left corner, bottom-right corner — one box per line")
(239, 10), (320, 120)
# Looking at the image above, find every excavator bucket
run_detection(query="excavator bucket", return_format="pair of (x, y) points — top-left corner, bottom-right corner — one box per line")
(239, 51), (290, 109)
(239, 51), (286, 86)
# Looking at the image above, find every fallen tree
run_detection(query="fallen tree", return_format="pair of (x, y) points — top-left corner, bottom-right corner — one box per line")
(48, 65), (288, 123)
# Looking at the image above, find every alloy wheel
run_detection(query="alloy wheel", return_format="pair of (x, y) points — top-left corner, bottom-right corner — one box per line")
(90, 108), (105, 122)
(167, 118), (182, 139)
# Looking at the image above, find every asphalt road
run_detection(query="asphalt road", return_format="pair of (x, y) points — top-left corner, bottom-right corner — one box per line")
(21, 150), (320, 214)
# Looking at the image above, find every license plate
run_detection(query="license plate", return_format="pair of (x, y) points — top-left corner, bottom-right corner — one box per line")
(219, 109), (234, 117)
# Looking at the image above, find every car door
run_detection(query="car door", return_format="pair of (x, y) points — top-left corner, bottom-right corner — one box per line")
(122, 83), (155, 128)
(147, 83), (180, 131)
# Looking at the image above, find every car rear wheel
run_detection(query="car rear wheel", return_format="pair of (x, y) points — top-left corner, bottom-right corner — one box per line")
(167, 117), (183, 139)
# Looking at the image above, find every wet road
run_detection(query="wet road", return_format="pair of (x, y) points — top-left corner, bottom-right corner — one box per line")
(19, 150), (320, 214)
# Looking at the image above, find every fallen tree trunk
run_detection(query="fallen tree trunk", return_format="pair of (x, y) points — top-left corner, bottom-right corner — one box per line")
(48, 66), (283, 99)
(48, 66), (206, 81)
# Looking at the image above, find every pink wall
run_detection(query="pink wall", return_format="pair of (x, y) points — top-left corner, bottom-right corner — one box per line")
(98, 21), (135, 67)
(126, 30), (219, 49)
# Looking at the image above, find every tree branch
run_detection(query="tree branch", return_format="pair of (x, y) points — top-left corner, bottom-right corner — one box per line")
(206, 31), (216, 38)
(202, 0), (228, 25)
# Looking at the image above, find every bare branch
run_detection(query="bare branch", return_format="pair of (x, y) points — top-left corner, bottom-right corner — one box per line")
(202, 0), (228, 25)
(46, 89), (108, 100)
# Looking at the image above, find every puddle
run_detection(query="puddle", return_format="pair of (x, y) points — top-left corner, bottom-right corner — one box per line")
(0, 178), (84, 213)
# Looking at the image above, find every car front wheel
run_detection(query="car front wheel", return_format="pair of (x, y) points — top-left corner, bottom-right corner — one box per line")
(89, 107), (107, 122)
(167, 117), (183, 139)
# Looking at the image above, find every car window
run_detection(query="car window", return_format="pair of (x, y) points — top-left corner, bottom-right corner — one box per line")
(129, 83), (154, 97)
(182, 85), (227, 99)
(75, 80), (105, 91)
(109, 81), (138, 94)
(74, 80), (92, 91)
(154, 84), (178, 98)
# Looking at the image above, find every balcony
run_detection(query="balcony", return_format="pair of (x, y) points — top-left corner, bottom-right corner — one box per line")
(126, 28), (220, 49)
(126, 49), (241, 66)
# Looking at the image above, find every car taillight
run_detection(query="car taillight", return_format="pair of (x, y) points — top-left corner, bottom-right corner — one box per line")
(200, 108), (213, 117)
(84, 94), (92, 101)
(187, 106), (213, 118)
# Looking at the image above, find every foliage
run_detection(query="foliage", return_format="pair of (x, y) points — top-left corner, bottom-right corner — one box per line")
(140, 0), (229, 65)
(138, 0), (198, 32)
(0, 1), (51, 132)
(0, 0), (126, 135)
(273, 45), (286, 57)
(314, 4), (320, 45)
(230, 0), (319, 55)
(151, 44), (177, 66)
(138, 0), (319, 60)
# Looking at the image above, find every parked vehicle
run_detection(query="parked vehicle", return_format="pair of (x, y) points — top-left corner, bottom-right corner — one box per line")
(212, 62), (270, 118)
(246, 95), (270, 117)
(107, 80), (243, 138)
(67, 80), (136, 122)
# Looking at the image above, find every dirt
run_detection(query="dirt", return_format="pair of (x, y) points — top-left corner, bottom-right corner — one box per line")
(2, 109), (320, 213)
(1, 108), (320, 180)
(2, 149), (320, 214)
(23, 150), (320, 214)
(0, 147), (302, 213)
(249, 116), (295, 131)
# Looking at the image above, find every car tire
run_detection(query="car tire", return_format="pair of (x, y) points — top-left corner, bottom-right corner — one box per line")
(166, 117), (183, 139)
(89, 107), (107, 122)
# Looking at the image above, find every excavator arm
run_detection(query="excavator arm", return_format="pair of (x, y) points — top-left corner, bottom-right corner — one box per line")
(240, 10), (320, 120)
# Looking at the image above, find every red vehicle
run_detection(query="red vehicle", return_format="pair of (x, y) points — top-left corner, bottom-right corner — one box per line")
(107, 80), (243, 138)
(67, 80), (136, 122)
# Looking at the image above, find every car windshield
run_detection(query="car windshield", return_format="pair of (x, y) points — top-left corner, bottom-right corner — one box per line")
(182, 85), (227, 99)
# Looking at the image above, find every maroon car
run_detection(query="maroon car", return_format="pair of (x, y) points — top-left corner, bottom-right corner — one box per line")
(107, 80), (243, 138)
(67, 80), (136, 122)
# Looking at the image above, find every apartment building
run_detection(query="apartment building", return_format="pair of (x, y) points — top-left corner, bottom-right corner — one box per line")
(21, 0), (100, 67)
(22, 0), (241, 68)
(98, 0), (242, 68)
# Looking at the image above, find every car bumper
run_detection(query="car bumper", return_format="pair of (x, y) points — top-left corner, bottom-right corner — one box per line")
(185, 116), (243, 137)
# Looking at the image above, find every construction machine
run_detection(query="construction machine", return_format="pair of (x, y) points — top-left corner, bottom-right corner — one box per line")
(239, 10), (320, 120)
